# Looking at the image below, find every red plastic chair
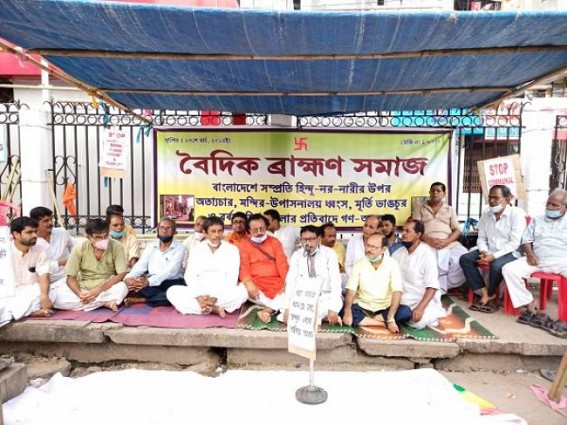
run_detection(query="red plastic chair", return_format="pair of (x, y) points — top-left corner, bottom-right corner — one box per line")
(524, 272), (566, 321)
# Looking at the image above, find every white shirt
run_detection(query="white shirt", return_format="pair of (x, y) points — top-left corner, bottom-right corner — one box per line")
(125, 240), (185, 286)
(392, 243), (443, 312)
(184, 241), (240, 291)
(285, 245), (342, 313)
(477, 205), (526, 259)
(182, 233), (205, 268)
(273, 226), (300, 259)
(345, 233), (389, 277)
(11, 243), (50, 287)
(35, 228), (75, 282)
(522, 214), (567, 271)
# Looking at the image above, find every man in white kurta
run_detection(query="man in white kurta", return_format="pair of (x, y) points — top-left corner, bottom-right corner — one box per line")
(1, 217), (54, 326)
(502, 189), (567, 315)
(168, 216), (248, 317)
(281, 225), (343, 325)
(393, 220), (446, 329)
(345, 215), (383, 277)
(264, 209), (300, 259)
(182, 215), (206, 269)
(30, 206), (76, 283)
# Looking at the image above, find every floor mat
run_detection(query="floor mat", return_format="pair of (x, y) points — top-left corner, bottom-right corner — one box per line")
(109, 304), (240, 329)
(236, 298), (497, 342)
(26, 308), (117, 323)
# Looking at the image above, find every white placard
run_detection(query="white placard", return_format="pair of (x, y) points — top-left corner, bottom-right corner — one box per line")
(99, 127), (128, 170)
(287, 277), (323, 360)
(0, 226), (15, 298)
(479, 154), (525, 200)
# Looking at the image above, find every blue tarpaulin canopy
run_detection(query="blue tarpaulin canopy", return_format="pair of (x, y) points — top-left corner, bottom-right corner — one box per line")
(0, 0), (566, 116)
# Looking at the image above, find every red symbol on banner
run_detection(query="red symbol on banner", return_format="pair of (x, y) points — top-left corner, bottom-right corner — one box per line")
(294, 137), (308, 151)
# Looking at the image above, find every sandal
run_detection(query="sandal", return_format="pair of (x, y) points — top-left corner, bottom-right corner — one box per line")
(517, 309), (537, 325)
(547, 320), (567, 339)
(529, 313), (552, 329)
(477, 300), (499, 314)
(469, 299), (482, 312)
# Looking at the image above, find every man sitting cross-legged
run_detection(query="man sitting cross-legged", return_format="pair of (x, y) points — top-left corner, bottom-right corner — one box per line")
(0, 217), (54, 326)
(239, 213), (289, 323)
(282, 225), (343, 326)
(393, 220), (446, 329)
(167, 216), (248, 317)
(123, 218), (185, 307)
(342, 233), (411, 332)
(53, 219), (128, 312)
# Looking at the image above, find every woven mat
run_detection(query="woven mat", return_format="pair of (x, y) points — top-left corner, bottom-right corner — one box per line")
(236, 297), (497, 342)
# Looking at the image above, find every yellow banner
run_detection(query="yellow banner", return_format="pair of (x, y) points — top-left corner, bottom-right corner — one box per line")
(155, 129), (452, 228)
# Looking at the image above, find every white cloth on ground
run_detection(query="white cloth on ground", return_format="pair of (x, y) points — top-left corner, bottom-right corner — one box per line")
(0, 283), (57, 323)
(392, 243), (446, 329)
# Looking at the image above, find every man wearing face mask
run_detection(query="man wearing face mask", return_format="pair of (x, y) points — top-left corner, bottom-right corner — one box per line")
(108, 213), (139, 269)
(167, 216), (248, 317)
(502, 189), (567, 334)
(342, 233), (411, 331)
(393, 220), (446, 329)
(281, 225), (343, 325)
(123, 218), (185, 306)
(53, 219), (128, 312)
(183, 215), (206, 269)
(239, 214), (289, 323)
(459, 185), (526, 311)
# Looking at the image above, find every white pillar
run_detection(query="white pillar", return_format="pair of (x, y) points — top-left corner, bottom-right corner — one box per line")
(520, 98), (567, 216)
(18, 108), (52, 215)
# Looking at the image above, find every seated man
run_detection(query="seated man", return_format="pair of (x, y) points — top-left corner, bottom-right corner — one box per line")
(319, 222), (348, 291)
(53, 219), (128, 311)
(106, 204), (136, 237)
(345, 215), (381, 277)
(381, 214), (404, 256)
(123, 218), (185, 306)
(225, 212), (249, 247)
(342, 233), (411, 331)
(393, 220), (446, 329)
(459, 184), (526, 310)
(282, 225), (343, 325)
(503, 189), (567, 328)
(239, 213), (289, 323)
(264, 209), (300, 259)
(30, 206), (75, 283)
(0, 217), (54, 325)
(412, 182), (467, 293)
(109, 213), (139, 269)
(167, 216), (248, 317)
(183, 215), (206, 269)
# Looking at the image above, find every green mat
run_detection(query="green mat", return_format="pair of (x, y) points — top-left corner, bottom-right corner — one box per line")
(236, 297), (497, 342)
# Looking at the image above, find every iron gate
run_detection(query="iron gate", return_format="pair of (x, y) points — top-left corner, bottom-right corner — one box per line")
(550, 115), (567, 191)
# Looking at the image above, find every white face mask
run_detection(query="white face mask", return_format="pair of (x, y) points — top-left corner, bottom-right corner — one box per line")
(194, 231), (205, 241)
(251, 234), (268, 244)
(489, 204), (504, 214)
(207, 240), (221, 248)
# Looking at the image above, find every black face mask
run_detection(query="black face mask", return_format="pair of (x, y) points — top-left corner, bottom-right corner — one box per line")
(158, 235), (174, 243)
(401, 238), (417, 249)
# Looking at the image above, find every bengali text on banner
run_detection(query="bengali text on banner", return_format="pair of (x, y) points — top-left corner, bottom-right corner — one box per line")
(154, 129), (452, 228)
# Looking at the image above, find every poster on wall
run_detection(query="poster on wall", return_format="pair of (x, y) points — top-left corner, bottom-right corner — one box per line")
(99, 127), (128, 179)
(154, 129), (452, 228)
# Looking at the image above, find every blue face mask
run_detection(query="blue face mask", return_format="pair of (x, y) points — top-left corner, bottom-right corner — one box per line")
(110, 230), (125, 239)
(369, 254), (383, 263)
(545, 209), (564, 219)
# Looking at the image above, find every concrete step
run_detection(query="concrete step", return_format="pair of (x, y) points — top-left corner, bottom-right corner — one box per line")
(0, 363), (27, 402)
